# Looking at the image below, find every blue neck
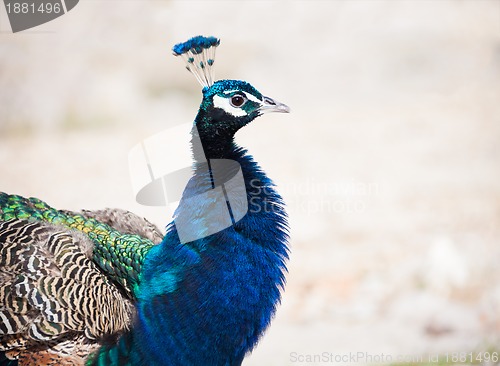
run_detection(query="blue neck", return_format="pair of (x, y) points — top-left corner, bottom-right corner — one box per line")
(91, 146), (289, 366)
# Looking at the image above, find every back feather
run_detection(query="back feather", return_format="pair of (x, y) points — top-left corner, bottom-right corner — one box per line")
(0, 193), (157, 297)
(0, 218), (135, 364)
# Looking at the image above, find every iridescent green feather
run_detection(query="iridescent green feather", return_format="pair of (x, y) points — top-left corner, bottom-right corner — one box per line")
(0, 192), (154, 297)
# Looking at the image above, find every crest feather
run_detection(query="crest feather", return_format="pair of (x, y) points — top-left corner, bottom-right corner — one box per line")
(172, 36), (220, 88)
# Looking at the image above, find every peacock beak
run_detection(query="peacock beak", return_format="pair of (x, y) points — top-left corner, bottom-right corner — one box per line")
(260, 96), (290, 114)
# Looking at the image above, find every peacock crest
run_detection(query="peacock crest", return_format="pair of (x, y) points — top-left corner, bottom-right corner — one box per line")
(172, 35), (220, 88)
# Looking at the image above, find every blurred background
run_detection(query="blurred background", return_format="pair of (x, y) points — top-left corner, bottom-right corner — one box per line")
(1, 1), (499, 365)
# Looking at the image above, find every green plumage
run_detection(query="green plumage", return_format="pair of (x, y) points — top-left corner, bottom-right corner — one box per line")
(0, 193), (154, 297)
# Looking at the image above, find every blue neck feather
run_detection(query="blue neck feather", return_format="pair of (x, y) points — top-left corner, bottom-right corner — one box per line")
(90, 143), (289, 366)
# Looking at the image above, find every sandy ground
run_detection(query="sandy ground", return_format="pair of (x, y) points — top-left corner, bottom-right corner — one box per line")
(1, 1), (500, 365)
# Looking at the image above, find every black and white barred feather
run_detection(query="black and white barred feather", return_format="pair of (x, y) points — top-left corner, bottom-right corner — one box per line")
(0, 217), (139, 364)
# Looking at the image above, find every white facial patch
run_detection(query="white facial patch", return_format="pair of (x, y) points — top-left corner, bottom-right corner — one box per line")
(222, 90), (261, 104)
(213, 94), (248, 117)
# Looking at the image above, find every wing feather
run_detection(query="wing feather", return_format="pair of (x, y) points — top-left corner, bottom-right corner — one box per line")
(0, 219), (134, 363)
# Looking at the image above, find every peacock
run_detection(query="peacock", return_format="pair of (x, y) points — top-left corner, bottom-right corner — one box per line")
(0, 36), (290, 366)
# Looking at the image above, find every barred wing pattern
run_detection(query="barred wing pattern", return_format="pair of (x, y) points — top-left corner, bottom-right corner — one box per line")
(0, 194), (157, 298)
(0, 219), (134, 365)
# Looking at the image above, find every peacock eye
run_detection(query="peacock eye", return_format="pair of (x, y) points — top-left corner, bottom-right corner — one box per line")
(230, 94), (247, 108)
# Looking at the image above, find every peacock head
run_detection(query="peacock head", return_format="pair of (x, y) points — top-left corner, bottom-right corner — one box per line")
(197, 79), (289, 135)
(173, 36), (289, 145)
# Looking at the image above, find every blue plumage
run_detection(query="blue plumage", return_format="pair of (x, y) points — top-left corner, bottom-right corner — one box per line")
(90, 38), (290, 366)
